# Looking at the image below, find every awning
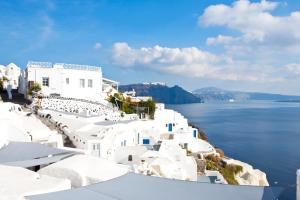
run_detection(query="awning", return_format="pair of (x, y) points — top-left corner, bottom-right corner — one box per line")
(0, 142), (76, 167)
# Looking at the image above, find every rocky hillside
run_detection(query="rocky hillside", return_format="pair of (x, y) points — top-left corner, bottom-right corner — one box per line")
(119, 84), (203, 104)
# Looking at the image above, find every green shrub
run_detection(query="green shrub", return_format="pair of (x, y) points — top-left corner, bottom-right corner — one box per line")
(138, 99), (156, 119)
(221, 166), (238, 185)
(205, 160), (219, 171)
(121, 101), (135, 114)
(220, 164), (243, 185)
(0, 78), (3, 91)
(230, 164), (243, 174)
(108, 93), (156, 117)
(205, 155), (243, 185)
(0, 76), (8, 91)
(29, 83), (41, 96)
(109, 93), (126, 109)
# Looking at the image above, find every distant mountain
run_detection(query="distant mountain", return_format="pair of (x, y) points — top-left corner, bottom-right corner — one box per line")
(193, 87), (300, 102)
(119, 83), (203, 104)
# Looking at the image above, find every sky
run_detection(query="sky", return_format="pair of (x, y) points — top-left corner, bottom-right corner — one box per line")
(1, 0), (300, 95)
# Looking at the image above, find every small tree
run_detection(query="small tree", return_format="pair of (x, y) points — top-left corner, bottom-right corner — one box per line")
(0, 78), (3, 91)
(29, 83), (41, 96)
(109, 94), (156, 117)
(109, 93), (125, 109)
(0, 76), (8, 91)
(144, 99), (156, 119)
(121, 101), (134, 114)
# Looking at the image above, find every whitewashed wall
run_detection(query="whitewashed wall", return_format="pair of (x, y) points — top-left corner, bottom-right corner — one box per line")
(26, 65), (102, 100)
(154, 108), (189, 133)
(0, 63), (21, 89)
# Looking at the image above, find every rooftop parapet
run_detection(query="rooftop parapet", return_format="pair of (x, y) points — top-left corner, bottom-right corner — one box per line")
(55, 63), (101, 72)
(27, 61), (53, 68)
(27, 61), (101, 72)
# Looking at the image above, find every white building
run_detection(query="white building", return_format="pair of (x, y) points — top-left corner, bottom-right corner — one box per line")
(23, 61), (105, 101)
(36, 101), (213, 157)
(34, 99), (215, 182)
(38, 155), (130, 187)
(102, 77), (119, 97)
(0, 102), (64, 148)
(0, 63), (21, 90)
(0, 65), (5, 78)
(0, 165), (71, 200)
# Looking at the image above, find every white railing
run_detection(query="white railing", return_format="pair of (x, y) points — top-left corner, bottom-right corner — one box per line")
(27, 61), (101, 72)
(56, 63), (101, 71)
(27, 61), (52, 68)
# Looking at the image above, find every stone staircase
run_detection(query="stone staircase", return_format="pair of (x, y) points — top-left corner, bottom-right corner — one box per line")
(0, 90), (31, 105)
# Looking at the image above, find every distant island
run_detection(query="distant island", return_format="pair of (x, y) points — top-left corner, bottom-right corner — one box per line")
(119, 83), (203, 104)
(193, 87), (300, 102)
(276, 100), (300, 103)
(119, 84), (300, 104)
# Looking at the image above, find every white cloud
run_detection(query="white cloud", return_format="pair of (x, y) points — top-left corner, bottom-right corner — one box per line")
(112, 2), (300, 85)
(285, 63), (300, 76)
(94, 42), (102, 49)
(112, 42), (218, 66)
(206, 35), (236, 45)
(112, 42), (282, 82)
(200, 0), (300, 48)
(40, 14), (54, 41)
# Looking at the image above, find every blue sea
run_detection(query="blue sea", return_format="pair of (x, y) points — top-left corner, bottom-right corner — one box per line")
(167, 101), (300, 200)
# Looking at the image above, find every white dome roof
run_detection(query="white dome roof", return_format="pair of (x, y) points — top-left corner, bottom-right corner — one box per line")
(6, 63), (19, 69)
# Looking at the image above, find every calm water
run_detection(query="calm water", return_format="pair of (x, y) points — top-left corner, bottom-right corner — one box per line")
(167, 101), (300, 200)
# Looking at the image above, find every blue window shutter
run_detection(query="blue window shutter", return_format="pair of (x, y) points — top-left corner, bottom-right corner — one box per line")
(143, 139), (150, 145)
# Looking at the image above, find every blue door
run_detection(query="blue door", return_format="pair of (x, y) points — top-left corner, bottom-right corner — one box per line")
(193, 130), (197, 138)
(168, 123), (172, 132)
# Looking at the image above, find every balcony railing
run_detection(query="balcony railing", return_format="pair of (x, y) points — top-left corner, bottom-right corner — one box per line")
(27, 61), (101, 72)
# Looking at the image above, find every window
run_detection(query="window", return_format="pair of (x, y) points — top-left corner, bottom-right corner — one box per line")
(143, 139), (150, 145)
(88, 79), (93, 88)
(168, 123), (173, 132)
(80, 79), (85, 88)
(66, 78), (69, 85)
(93, 144), (99, 150)
(42, 77), (49, 86)
(184, 143), (188, 149)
